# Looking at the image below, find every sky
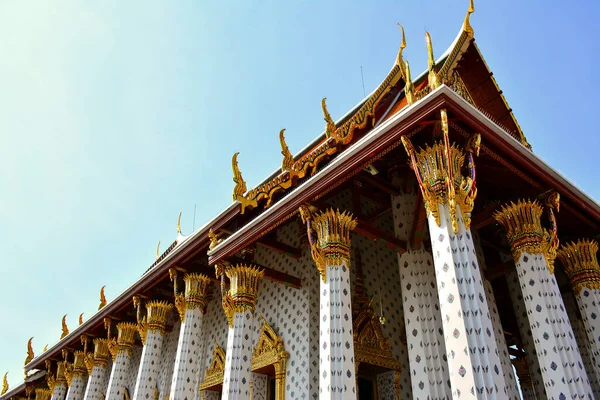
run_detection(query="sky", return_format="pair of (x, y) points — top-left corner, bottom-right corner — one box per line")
(1, 0), (599, 389)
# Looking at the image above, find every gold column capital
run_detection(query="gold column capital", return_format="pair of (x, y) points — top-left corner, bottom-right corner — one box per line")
(401, 111), (480, 233)
(91, 338), (111, 369)
(311, 208), (357, 280)
(222, 265), (264, 327)
(107, 322), (137, 360)
(35, 388), (52, 400)
(494, 198), (559, 272)
(557, 240), (600, 295)
(70, 351), (88, 381)
(145, 300), (173, 336)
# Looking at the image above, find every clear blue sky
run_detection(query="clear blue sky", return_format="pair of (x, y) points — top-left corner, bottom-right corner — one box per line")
(1, 0), (598, 388)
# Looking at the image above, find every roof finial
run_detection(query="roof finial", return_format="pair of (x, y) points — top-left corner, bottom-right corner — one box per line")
(156, 241), (161, 260)
(232, 152), (247, 201)
(404, 60), (415, 105)
(24, 337), (34, 366)
(425, 32), (440, 91)
(321, 98), (336, 139)
(463, 0), (475, 37)
(79, 313), (84, 325)
(61, 315), (69, 339)
(1, 372), (7, 395)
(99, 286), (107, 310)
(43, 344), (48, 352)
(279, 129), (293, 173)
(176, 212), (182, 234)
(395, 24), (407, 66)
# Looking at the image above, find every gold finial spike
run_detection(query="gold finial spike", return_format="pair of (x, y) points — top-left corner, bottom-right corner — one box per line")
(24, 337), (34, 366)
(99, 285), (107, 310)
(232, 152), (247, 201)
(321, 98), (336, 138)
(176, 212), (182, 234)
(43, 344), (48, 352)
(2, 372), (8, 395)
(404, 59), (415, 105)
(395, 24), (407, 66)
(79, 313), (84, 325)
(61, 315), (69, 339)
(279, 129), (293, 172)
(156, 241), (161, 260)
(463, 0), (475, 37)
(425, 32), (440, 90)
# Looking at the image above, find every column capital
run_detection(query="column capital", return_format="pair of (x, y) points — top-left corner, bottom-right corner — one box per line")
(401, 112), (480, 233)
(557, 240), (600, 295)
(64, 351), (88, 384)
(145, 300), (173, 336)
(299, 206), (357, 282)
(222, 264), (264, 327)
(91, 338), (111, 369)
(35, 388), (52, 400)
(175, 273), (212, 321)
(494, 198), (560, 272)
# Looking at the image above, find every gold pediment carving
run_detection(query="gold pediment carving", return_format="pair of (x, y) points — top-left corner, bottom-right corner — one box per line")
(251, 316), (289, 400)
(199, 340), (226, 391)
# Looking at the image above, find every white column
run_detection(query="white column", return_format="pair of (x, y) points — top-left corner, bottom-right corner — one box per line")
(220, 265), (264, 400)
(299, 206), (358, 399)
(507, 271), (546, 399)
(132, 300), (173, 400)
(51, 383), (68, 400)
(402, 121), (512, 399)
(105, 322), (138, 400)
(558, 240), (600, 396)
(483, 279), (520, 399)
(83, 339), (111, 400)
(392, 190), (451, 400)
(496, 199), (593, 399)
(169, 274), (211, 400)
(65, 352), (88, 400)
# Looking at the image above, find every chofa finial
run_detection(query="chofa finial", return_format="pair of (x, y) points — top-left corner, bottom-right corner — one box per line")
(395, 24), (407, 66)
(156, 241), (161, 260)
(463, 0), (475, 37)
(232, 152), (247, 201)
(321, 98), (336, 138)
(24, 337), (34, 366)
(177, 212), (182, 234)
(99, 286), (107, 310)
(1, 372), (7, 395)
(279, 129), (294, 173)
(79, 313), (84, 325)
(61, 315), (69, 339)
(425, 32), (440, 91)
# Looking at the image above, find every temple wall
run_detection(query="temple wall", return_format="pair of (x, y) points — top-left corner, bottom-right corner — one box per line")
(125, 346), (143, 396)
(99, 359), (113, 397)
(157, 320), (181, 399)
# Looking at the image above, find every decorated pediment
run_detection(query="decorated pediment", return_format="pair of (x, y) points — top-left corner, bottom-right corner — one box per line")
(252, 316), (289, 372)
(199, 340), (226, 391)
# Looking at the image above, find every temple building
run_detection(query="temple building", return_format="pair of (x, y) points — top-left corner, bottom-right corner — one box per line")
(3, 2), (600, 400)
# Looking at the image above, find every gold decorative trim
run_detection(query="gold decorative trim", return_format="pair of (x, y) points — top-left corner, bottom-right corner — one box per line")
(494, 195), (560, 272)
(299, 206), (357, 282)
(251, 317), (289, 400)
(199, 341), (226, 391)
(232, 30), (406, 215)
(133, 295), (148, 344)
(402, 114), (480, 233)
(557, 240), (600, 295)
(221, 265), (264, 327)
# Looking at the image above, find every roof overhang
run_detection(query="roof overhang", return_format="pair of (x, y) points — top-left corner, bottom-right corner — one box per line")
(208, 85), (600, 264)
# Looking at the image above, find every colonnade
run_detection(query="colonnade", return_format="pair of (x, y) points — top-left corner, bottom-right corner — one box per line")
(28, 110), (600, 400)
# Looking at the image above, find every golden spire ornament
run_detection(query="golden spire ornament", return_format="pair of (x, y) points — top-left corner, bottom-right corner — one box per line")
(321, 98), (336, 139)
(2, 372), (8, 395)
(463, 0), (475, 37)
(279, 129), (293, 173)
(232, 152), (247, 200)
(395, 23), (407, 67)
(425, 32), (440, 91)
(43, 344), (48, 352)
(79, 313), (84, 325)
(99, 286), (107, 310)
(156, 241), (161, 260)
(177, 212), (182, 234)
(61, 315), (69, 339)
(24, 337), (34, 366)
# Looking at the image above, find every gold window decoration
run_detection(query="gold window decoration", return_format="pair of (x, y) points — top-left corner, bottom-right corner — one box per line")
(199, 340), (226, 392)
(251, 316), (289, 400)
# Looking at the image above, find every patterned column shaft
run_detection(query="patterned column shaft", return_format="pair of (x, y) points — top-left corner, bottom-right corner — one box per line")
(496, 200), (592, 399)
(50, 361), (69, 400)
(105, 322), (137, 399)
(83, 339), (111, 400)
(65, 352), (88, 400)
(132, 300), (173, 400)
(483, 279), (520, 399)
(392, 191), (451, 400)
(221, 265), (264, 400)
(564, 293), (600, 396)
(507, 271), (546, 399)
(558, 239), (600, 391)
(403, 123), (511, 398)
(170, 273), (211, 400)
(299, 206), (358, 399)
